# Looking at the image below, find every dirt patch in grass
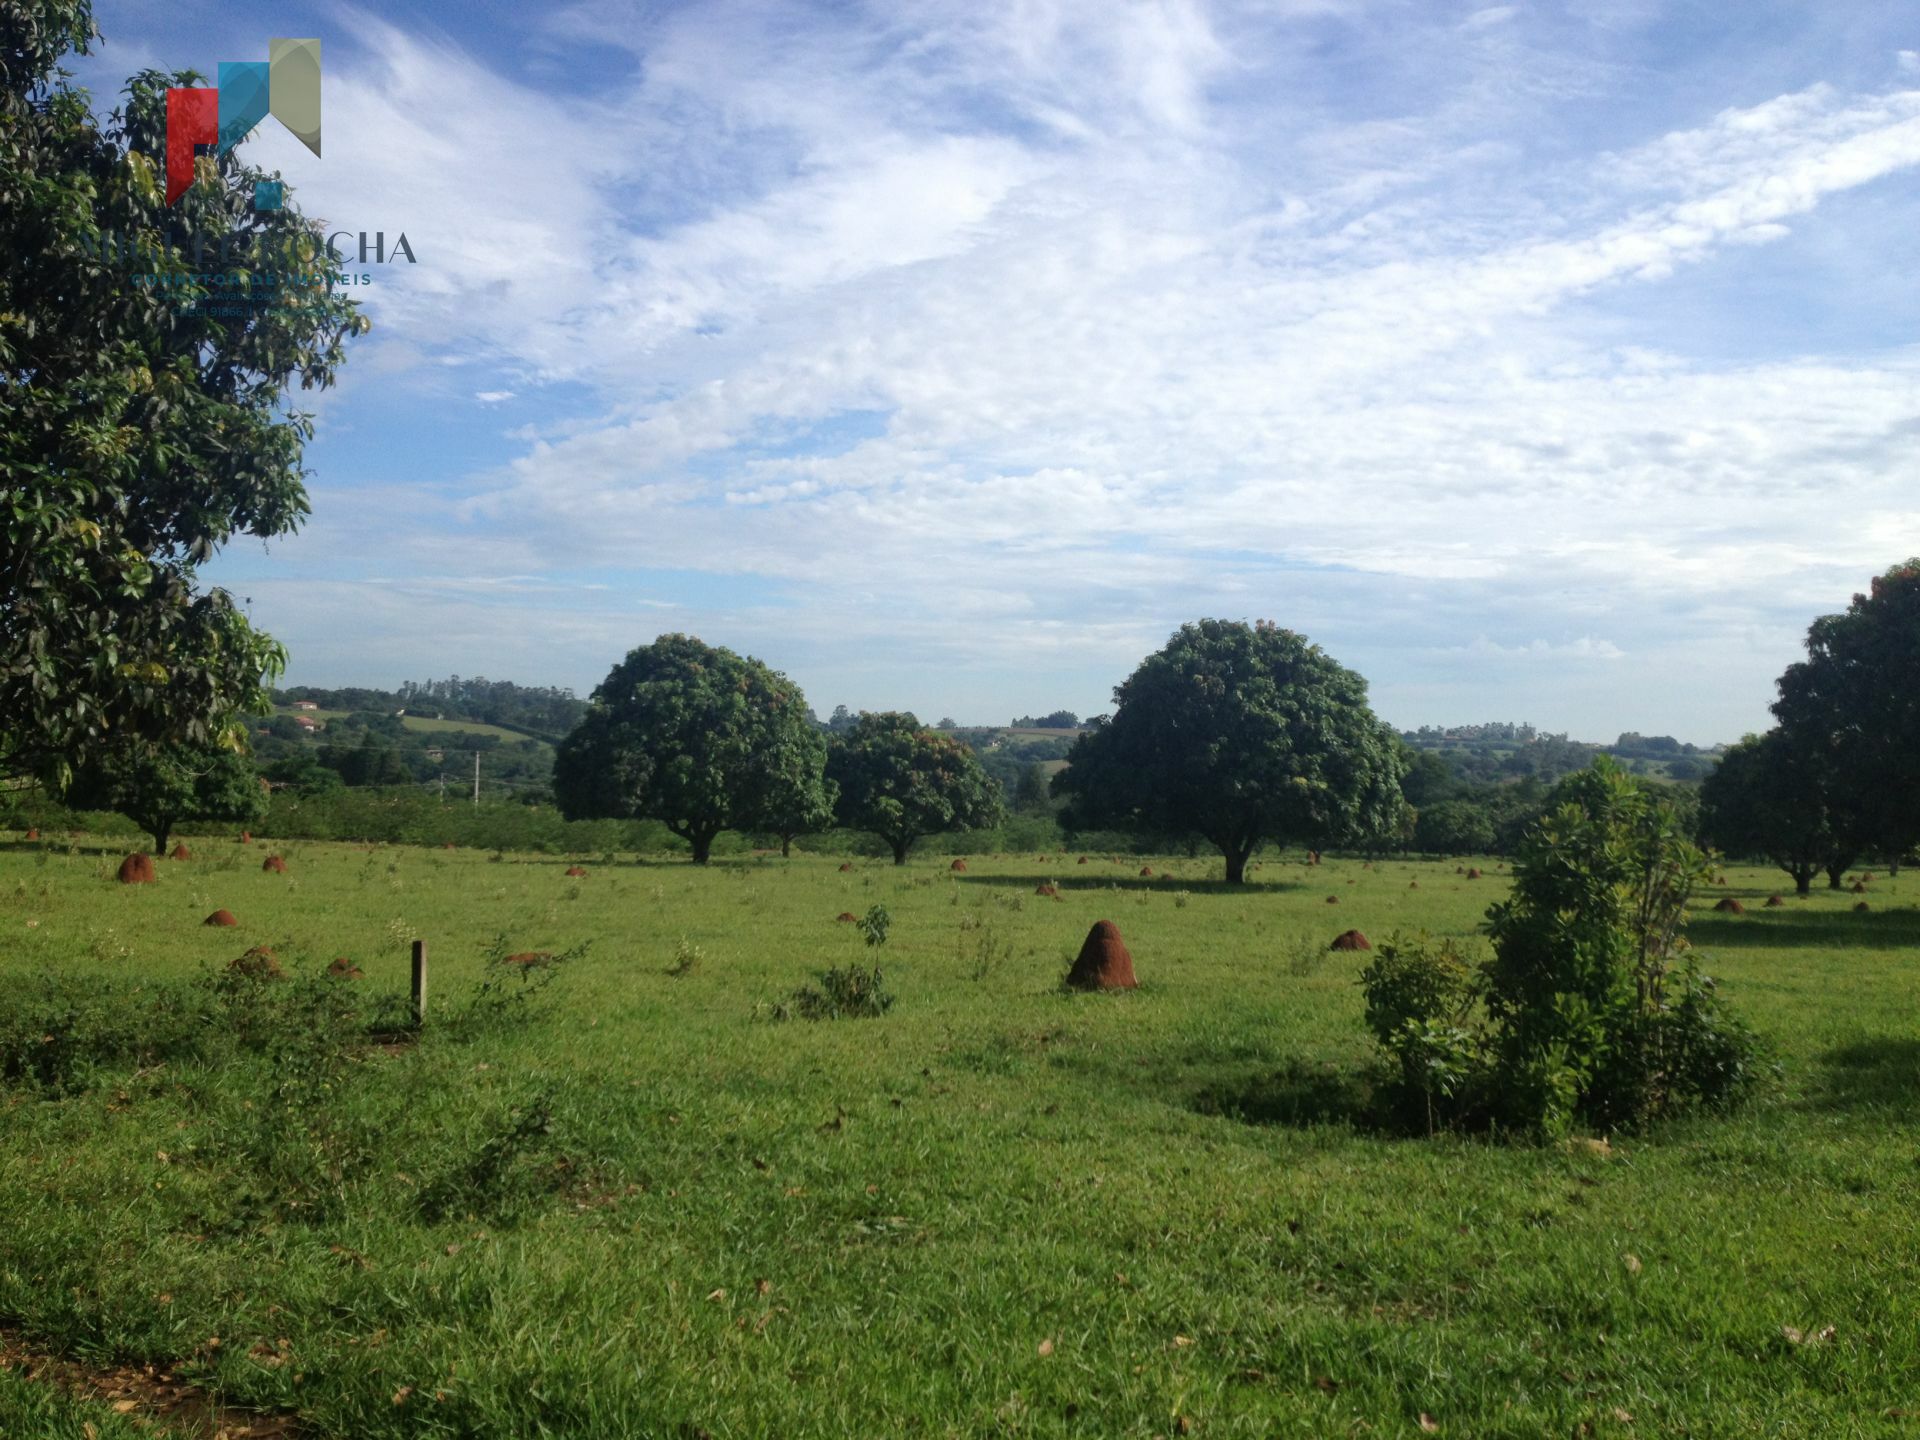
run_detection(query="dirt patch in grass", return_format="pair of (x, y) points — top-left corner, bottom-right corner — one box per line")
(0, 1327), (299, 1438)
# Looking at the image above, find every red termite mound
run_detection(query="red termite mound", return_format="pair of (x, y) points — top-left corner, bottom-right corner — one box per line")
(836, 912), (858, 922)
(24, 828), (39, 841)
(1851, 881), (1868, 894)
(1764, 894), (1786, 907)
(117, 852), (156, 884)
(1408, 881), (1419, 889)
(262, 855), (286, 873)
(1065, 920), (1136, 990)
(1329, 929), (1371, 952)
(442, 841), (457, 850)
(1854, 901), (1872, 913)
(1324, 895), (1339, 904)
(950, 859), (968, 872)
(238, 832), (251, 844)
(838, 862), (855, 872)
(1138, 866), (1154, 878)
(504, 951), (553, 967)
(1077, 856), (1088, 864)
(1465, 867), (1483, 879)
(1036, 883), (1061, 898)
(203, 909), (238, 927)
(327, 957), (364, 979)
(1308, 851), (1321, 866)
(1713, 897), (1744, 914)
(169, 843), (191, 861)
(565, 866), (588, 877)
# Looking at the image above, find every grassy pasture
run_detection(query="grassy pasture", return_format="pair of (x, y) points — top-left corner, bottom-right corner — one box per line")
(0, 835), (1915, 1438)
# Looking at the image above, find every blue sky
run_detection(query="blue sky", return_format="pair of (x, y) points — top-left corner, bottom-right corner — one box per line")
(74, 0), (1920, 742)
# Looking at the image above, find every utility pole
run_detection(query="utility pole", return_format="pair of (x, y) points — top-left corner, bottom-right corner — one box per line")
(472, 750), (480, 807)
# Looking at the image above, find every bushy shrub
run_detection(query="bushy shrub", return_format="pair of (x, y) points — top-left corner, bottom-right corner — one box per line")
(1356, 759), (1767, 1138)
(1358, 934), (1485, 1132)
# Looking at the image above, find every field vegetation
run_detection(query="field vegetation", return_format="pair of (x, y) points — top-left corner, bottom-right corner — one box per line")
(0, 837), (1915, 1436)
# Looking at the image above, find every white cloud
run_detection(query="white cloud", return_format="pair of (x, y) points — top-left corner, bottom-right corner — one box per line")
(181, 2), (1920, 735)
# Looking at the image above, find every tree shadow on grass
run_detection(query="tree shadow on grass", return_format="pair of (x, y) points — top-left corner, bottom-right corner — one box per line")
(1810, 1037), (1920, 1118)
(1686, 908), (1920, 951)
(954, 874), (1307, 897)
(1189, 1058), (1384, 1130)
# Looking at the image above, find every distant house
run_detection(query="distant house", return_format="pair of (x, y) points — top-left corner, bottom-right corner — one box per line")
(424, 748), (444, 763)
(291, 700), (319, 711)
(294, 716), (322, 732)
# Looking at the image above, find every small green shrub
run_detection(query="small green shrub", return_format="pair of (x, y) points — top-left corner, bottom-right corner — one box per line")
(855, 904), (891, 948)
(789, 963), (895, 1020)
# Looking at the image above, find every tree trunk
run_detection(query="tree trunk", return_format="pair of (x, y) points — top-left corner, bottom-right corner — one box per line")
(1221, 840), (1254, 885)
(1826, 866), (1845, 890)
(1792, 864), (1814, 896)
(690, 829), (716, 865)
(1890, 856), (1902, 877)
(781, 835), (792, 858)
(151, 820), (171, 854)
(890, 838), (909, 866)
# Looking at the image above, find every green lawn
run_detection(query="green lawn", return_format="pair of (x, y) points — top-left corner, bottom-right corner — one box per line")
(1, 836), (1915, 1437)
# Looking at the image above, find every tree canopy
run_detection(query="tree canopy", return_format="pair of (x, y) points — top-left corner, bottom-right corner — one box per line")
(826, 711), (1003, 864)
(552, 635), (827, 863)
(1697, 730), (1852, 894)
(1772, 560), (1920, 874)
(63, 735), (266, 852)
(1, 4), (366, 785)
(1052, 619), (1409, 882)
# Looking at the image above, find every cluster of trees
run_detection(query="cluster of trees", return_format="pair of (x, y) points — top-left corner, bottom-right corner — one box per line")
(547, 622), (1411, 879)
(1700, 561), (1920, 889)
(553, 637), (1002, 863)
(1010, 711), (1081, 729)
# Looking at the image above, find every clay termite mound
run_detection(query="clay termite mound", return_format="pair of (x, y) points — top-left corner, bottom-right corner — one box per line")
(238, 831), (251, 844)
(203, 909), (238, 927)
(839, 862), (855, 872)
(1035, 883), (1061, 898)
(1764, 894), (1786, 907)
(1851, 881), (1868, 894)
(1329, 929), (1371, 952)
(1138, 866), (1154, 878)
(117, 852), (156, 885)
(169, 843), (191, 861)
(1324, 895), (1339, 905)
(262, 854), (287, 873)
(1713, 897), (1744, 914)
(23, 828), (38, 841)
(1064, 920), (1136, 991)
(503, 951), (554, 967)
(327, 957), (364, 979)
(1854, 901), (1872, 913)
(1465, 868), (1483, 880)
(565, 866), (588, 877)
(950, 859), (968, 872)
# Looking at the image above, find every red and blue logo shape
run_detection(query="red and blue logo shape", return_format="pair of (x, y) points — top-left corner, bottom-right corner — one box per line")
(166, 38), (321, 207)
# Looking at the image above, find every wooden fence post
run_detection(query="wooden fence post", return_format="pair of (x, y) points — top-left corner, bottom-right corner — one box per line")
(410, 939), (427, 1027)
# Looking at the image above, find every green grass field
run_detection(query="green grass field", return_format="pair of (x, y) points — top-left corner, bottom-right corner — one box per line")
(275, 708), (543, 745)
(1, 835), (1915, 1437)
